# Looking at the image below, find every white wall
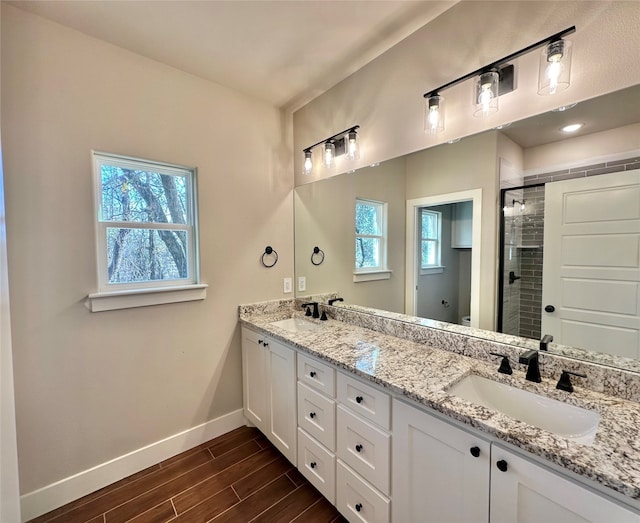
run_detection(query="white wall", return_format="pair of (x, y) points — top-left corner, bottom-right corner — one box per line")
(1, 4), (293, 508)
(293, 1), (640, 184)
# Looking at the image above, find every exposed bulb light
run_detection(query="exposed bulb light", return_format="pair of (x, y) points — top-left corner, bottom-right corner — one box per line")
(323, 141), (335, 169)
(303, 150), (313, 176)
(346, 130), (360, 160)
(561, 123), (583, 133)
(425, 94), (445, 133)
(513, 199), (526, 212)
(474, 71), (499, 117)
(538, 38), (572, 95)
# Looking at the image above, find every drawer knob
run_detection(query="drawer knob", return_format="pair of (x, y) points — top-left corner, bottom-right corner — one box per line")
(355, 395), (364, 404)
(310, 461), (317, 469)
(470, 446), (480, 458)
(258, 339), (263, 345)
(497, 459), (508, 472)
(355, 444), (363, 453)
(309, 412), (316, 419)
(263, 342), (269, 347)
(355, 503), (363, 512)
(310, 371), (317, 378)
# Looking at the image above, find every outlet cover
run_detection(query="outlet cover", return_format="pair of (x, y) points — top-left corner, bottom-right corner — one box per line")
(298, 276), (306, 292)
(283, 277), (292, 293)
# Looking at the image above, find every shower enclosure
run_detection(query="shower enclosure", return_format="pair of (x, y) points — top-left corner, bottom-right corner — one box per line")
(497, 183), (546, 339)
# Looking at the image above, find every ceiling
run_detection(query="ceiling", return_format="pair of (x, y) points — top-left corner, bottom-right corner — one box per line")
(7, 0), (457, 110)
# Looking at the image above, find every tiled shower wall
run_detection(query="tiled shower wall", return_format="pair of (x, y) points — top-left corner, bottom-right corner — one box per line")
(502, 155), (640, 340)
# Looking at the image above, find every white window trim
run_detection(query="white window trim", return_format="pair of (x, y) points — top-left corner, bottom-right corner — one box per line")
(420, 209), (442, 270)
(88, 151), (204, 311)
(355, 198), (389, 273)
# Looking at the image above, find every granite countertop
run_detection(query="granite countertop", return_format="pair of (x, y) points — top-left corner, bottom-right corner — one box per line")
(240, 307), (640, 507)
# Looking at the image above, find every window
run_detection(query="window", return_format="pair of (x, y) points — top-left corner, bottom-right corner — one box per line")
(354, 198), (390, 282)
(420, 208), (442, 271)
(87, 152), (205, 311)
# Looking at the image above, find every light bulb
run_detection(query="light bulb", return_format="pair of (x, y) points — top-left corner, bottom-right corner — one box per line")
(473, 71), (499, 117)
(425, 94), (444, 133)
(538, 39), (572, 95)
(323, 141), (335, 169)
(346, 131), (359, 160)
(303, 150), (313, 176)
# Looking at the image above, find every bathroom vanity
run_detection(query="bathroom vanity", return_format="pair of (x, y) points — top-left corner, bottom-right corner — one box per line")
(239, 299), (640, 522)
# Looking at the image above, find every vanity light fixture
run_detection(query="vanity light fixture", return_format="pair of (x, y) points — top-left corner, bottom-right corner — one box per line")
(422, 26), (575, 130)
(302, 125), (360, 173)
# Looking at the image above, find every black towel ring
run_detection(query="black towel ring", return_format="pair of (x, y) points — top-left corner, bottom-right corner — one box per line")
(311, 246), (325, 266)
(261, 246), (278, 268)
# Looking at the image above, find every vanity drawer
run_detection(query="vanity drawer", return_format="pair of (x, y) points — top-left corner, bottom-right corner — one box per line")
(297, 381), (336, 451)
(337, 372), (390, 430)
(297, 428), (336, 504)
(336, 405), (390, 495)
(298, 353), (335, 397)
(336, 460), (390, 523)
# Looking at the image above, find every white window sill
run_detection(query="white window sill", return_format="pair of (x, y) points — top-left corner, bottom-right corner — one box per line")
(420, 266), (445, 275)
(85, 284), (208, 312)
(353, 270), (392, 283)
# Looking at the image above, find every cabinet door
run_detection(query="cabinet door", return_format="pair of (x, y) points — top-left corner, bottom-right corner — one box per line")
(392, 400), (490, 523)
(241, 328), (267, 432)
(266, 338), (297, 464)
(491, 445), (640, 523)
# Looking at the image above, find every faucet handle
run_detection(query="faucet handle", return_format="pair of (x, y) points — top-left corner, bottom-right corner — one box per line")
(556, 370), (587, 393)
(490, 352), (513, 375)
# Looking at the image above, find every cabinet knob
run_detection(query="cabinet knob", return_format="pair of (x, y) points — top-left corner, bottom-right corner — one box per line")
(355, 395), (364, 404)
(310, 371), (317, 378)
(309, 412), (316, 419)
(258, 339), (263, 345)
(355, 503), (363, 512)
(263, 342), (269, 347)
(470, 446), (480, 458)
(355, 444), (363, 453)
(310, 461), (316, 469)
(496, 459), (508, 472)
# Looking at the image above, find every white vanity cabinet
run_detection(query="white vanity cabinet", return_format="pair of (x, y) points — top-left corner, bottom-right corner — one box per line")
(296, 353), (337, 503)
(490, 445), (640, 523)
(392, 399), (490, 523)
(241, 327), (296, 464)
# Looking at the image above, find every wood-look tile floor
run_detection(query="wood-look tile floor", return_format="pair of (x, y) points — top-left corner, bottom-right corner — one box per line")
(28, 426), (346, 523)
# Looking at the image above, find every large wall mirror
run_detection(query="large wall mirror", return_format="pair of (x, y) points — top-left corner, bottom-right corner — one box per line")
(294, 84), (640, 371)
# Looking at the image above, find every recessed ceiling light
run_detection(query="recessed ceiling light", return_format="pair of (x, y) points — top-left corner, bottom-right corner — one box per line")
(447, 138), (461, 144)
(561, 123), (583, 133)
(370, 162), (380, 167)
(495, 123), (512, 130)
(553, 103), (578, 112)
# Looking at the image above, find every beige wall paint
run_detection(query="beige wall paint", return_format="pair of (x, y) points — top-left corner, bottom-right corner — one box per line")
(293, 1), (640, 184)
(524, 123), (640, 172)
(405, 132), (499, 329)
(295, 157), (406, 312)
(2, 5), (292, 494)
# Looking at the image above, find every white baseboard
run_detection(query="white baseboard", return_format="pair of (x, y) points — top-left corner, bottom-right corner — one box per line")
(20, 409), (246, 522)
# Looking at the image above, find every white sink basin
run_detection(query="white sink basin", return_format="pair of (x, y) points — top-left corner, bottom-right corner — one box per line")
(447, 374), (600, 445)
(269, 317), (322, 333)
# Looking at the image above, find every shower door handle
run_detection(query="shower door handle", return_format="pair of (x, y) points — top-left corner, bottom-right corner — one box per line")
(508, 271), (521, 285)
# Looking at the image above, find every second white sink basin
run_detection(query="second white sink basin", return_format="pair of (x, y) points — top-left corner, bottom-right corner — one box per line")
(269, 317), (322, 333)
(447, 374), (600, 445)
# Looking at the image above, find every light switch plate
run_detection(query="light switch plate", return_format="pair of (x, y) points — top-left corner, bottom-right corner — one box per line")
(283, 277), (292, 293)
(298, 276), (306, 292)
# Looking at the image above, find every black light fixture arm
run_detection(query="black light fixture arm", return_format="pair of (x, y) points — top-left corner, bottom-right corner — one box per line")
(303, 125), (360, 153)
(423, 26), (575, 99)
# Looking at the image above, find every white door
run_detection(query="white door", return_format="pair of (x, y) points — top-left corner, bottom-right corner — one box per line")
(392, 400), (490, 523)
(266, 339), (297, 464)
(491, 445), (639, 522)
(542, 169), (640, 358)
(241, 328), (267, 431)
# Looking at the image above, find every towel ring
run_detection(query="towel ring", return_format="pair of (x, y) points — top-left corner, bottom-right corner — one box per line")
(311, 246), (325, 266)
(261, 246), (278, 268)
